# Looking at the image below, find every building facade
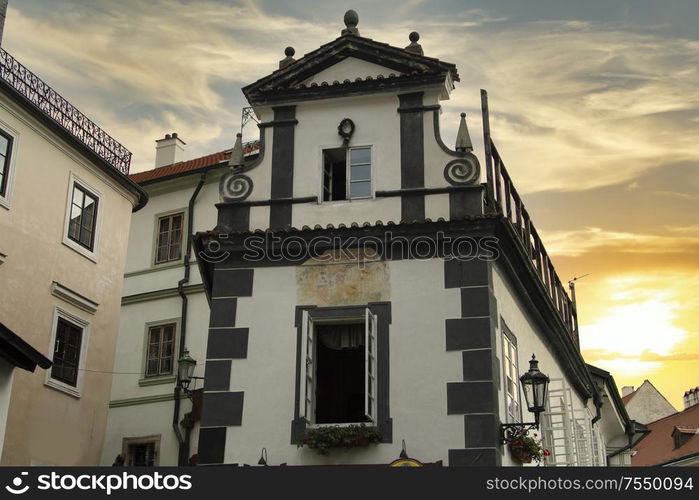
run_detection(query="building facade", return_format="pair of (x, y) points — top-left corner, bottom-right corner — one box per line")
(103, 11), (644, 467)
(99, 139), (258, 466)
(190, 12), (642, 466)
(0, 21), (147, 463)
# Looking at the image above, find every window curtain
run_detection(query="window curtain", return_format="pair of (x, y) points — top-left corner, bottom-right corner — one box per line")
(317, 323), (364, 350)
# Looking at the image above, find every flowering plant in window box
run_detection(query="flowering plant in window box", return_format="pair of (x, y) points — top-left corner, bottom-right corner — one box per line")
(506, 428), (550, 464)
(298, 424), (382, 455)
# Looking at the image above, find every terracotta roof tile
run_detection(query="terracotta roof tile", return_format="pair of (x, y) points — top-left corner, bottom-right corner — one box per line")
(129, 140), (260, 185)
(632, 403), (699, 466)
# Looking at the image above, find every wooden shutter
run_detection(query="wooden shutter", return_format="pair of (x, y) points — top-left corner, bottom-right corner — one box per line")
(365, 308), (378, 422)
(299, 310), (314, 421)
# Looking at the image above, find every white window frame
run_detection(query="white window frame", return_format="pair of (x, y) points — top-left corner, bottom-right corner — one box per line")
(139, 318), (180, 387)
(299, 308), (378, 426)
(0, 120), (20, 211)
(152, 208), (187, 267)
(320, 145), (374, 203)
(45, 306), (90, 398)
(502, 328), (522, 424)
(62, 172), (103, 262)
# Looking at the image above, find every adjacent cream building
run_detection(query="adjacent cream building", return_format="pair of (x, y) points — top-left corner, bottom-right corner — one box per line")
(0, 24), (147, 463)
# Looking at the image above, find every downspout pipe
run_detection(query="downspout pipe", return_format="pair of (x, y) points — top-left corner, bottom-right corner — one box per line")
(606, 421), (651, 461)
(173, 172), (207, 465)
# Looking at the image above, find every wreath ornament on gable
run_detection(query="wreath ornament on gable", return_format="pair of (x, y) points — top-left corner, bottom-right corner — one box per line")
(338, 118), (355, 146)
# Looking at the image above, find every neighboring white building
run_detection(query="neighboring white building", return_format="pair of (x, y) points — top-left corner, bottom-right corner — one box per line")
(621, 380), (677, 425)
(0, 5), (147, 464)
(103, 10), (643, 467)
(100, 135), (260, 466)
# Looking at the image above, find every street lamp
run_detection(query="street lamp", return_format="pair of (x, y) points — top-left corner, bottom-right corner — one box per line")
(177, 349), (203, 397)
(500, 354), (550, 443)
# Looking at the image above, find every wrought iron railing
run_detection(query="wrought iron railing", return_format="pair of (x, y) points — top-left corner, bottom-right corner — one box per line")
(481, 90), (579, 345)
(0, 48), (131, 174)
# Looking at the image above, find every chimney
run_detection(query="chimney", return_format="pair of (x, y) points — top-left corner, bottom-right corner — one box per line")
(621, 386), (635, 397)
(0, 0), (8, 46)
(684, 387), (699, 409)
(155, 132), (185, 168)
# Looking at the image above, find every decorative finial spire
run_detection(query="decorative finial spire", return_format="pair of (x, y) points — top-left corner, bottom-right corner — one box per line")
(405, 31), (423, 55)
(455, 112), (473, 152)
(342, 9), (359, 36)
(279, 46), (295, 69)
(228, 133), (244, 167)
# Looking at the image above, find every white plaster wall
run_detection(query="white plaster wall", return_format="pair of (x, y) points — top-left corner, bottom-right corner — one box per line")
(491, 263), (594, 466)
(226, 258), (464, 466)
(100, 292), (209, 465)
(302, 58), (404, 86)
(107, 293), (209, 402)
(124, 173), (223, 277)
(100, 401), (182, 466)
(104, 169), (219, 465)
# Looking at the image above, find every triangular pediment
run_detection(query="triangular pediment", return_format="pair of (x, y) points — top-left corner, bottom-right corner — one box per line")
(300, 57), (405, 86)
(242, 35), (458, 105)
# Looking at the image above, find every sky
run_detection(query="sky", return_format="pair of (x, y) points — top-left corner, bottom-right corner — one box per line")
(3, 0), (697, 410)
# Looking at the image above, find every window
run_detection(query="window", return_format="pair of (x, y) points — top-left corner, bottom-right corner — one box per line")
(122, 436), (160, 466)
(0, 129), (13, 198)
(46, 308), (89, 397)
(322, 146), (372, 201)
(300, 308), (377, 424)
(502, 327), (521, 423)
(50, 317), (83, 387)
(145, 323), (176, 377)
(67, 182), (99, 251)
(155, 213), (184, 264)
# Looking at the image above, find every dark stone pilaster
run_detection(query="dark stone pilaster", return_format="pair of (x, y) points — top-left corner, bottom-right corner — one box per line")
(198, 264), (254, 465)
(269, 105), (296, 229)
(445, 259), (501, 466)
(398, 92), (425, 222)
(216, 204), (250, 233)
(449, 186), (484, 219)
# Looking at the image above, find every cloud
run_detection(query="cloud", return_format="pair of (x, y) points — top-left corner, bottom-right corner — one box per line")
(3, 0), (336, 171)
(3, 1), (698, 182)
(580, 296), (687, 356)
(589, 358), (661, 377)
(583, 349), (699, 362)
(537, 227), (699, 257)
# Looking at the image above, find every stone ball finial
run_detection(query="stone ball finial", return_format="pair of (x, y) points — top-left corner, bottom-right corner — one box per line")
(279, 46), (296, 69)
(342, 10), (360, 36)
(405, 30), (424, 55)
(460, 112), (466, 118)
(344, 9), (359, 28)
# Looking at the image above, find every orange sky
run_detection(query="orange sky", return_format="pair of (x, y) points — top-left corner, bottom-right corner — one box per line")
(4, 1), (697, 409)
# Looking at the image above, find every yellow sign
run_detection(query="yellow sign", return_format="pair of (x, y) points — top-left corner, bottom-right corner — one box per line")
(389, 458), (423, 467)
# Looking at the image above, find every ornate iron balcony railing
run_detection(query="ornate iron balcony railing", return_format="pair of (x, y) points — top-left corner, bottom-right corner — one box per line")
(0, 48), (131, 175)
(480, 90), (579, 346)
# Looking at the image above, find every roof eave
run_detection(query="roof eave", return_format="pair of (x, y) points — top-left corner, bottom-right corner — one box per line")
(0, 80), (148, 212)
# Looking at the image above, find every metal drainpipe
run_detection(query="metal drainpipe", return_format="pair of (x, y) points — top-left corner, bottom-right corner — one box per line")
(173, 172), (207, 466)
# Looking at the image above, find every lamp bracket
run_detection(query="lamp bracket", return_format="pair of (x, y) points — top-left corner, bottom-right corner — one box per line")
(500, 422), (539, 444)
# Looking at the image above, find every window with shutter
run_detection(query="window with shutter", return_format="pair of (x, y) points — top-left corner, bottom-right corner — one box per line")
(299, 308), (376, 425)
